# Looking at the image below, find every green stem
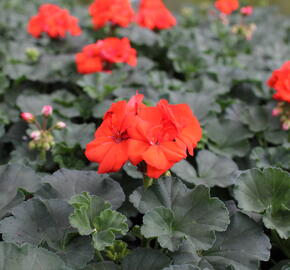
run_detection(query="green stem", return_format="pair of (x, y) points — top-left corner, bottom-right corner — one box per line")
(39, 150), (46, 162)
(96, 250), (104, 262)
(143, 176), (154, 189)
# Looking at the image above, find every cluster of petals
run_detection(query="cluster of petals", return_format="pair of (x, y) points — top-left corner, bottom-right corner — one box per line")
(215, 0), (239, 15)
(76, 37), (137, 74)
(136, 0), (177, 30)
(268, 61), (290, 103)
(89, 0), (135, 28)
(27, 4), (82, 38)
(85, 93), (202, 178)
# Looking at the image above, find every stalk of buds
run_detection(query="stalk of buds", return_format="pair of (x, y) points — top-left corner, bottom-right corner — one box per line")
(20, 105), (66, 160)
(272, 102), (290, 131)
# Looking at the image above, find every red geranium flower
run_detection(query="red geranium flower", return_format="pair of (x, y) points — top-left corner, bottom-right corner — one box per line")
(85, 93), (202, 179)
(75, 37), (137, 74)
(89, 0), (135, 28)
(136, 0), (177, 30)
(215, 0), (239, 15)
(28, 4), (82, 38)
(268, 61), (290, 103)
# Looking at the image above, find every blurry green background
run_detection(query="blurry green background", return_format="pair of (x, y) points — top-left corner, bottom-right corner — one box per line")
(166, 0), (290, 14)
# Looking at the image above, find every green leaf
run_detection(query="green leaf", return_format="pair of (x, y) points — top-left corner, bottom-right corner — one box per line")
(250, 147), (290, 170)
(92, 209), (128, 251)
(0, 242), (72, 270)
(199, 213), (271, 270)
(163, 266), (201, 270)
(132, 177), (229, 251)
(206, 118), (253, 157)
(84, 262), (119, 270)
(69, 192), (111, 235)
(105, 240), (129, 262)
(36, 169), (125, 209)
(0, 198), (72, 249)
(186, 150), (238, 187)
(121, 248), (170, 270)
(171, 160), (197, 184)
(0, 164), (41, 218)
(234, 168), (290, 239)
(69, 192), (128, 251)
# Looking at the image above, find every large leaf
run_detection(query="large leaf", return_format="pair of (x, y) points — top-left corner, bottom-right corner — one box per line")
(163, 266), (201, 270)
(0, 198), (73, 249)
(0, 164), (41, 218)
(234, 168), (290, 239)
(172, 150), (238, 187)
(206, 118), (253, 157)
(131, 177), (229, 251)
(0, 242), (72, 270)
(36, 169), (125, 209)
(84, 262), (119, 270)
(199, 213), (271, 270)
(69, 192), (128, 251)
(121, 248), (170, 270)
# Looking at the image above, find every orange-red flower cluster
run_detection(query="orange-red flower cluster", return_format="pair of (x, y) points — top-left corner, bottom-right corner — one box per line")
(89, 0), (135, 28)
(136, 0), (177, 30)
(268, 61), (290, 103)
(27, 4), (82, 38)
(215, 0), (239, 15)
(76, 37), (137, 74)
(85, 93), (202, 178)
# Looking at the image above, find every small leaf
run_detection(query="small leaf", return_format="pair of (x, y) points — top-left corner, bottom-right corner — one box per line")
(105, 240), (129, 262)
(69, 192), (111, 235)
(0, 242), (72, 270)
(234, 168), (290, 238)
(36, 169), (125, 209)
(121, 248), (170, 270)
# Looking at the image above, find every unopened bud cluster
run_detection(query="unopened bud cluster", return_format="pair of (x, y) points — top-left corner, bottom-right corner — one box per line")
(21, 105), (66, 154)
(272, 102), (290, 131)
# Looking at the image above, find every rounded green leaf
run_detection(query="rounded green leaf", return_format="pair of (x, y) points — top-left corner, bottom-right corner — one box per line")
(163, 265), (201, 270)
(0, 164), (41, 218)
(0, 242), (72, 270)
(121, 248), (170, 270)
(36, 169), (125, 209)
(234, 168), (290, 238)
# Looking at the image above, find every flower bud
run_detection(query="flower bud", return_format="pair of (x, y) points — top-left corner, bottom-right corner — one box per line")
(21, 112), (35, 123)
(25, 47), (41, 62)
(30, 130), (41, 141)
(55, 121), (66, 129)
(282, 121), (290, 131)
(272, 108), (282, 116)
(240, 6), (253, 16)
(41, 105), (53, 117)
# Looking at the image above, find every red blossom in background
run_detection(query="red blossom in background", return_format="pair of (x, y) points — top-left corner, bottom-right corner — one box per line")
(89, 0), (135, 28)
(75, 37), (137, 74)
(215, 0), (239, 15)
(28, 4), (82, 38)
(136, 0), (177, 30)
(85, 93), (202, 178)
(268, 61), (290, 103)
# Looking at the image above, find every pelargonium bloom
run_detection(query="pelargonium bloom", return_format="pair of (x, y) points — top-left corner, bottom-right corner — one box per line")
(85, 93), (202, 178)
(28, 4), (82, 38)
(215, 0), (239, 15)
(75, 37), (137, 74)
(268, 61), (290, 103)
(136, 0), (177, 30)
(89, 0), (135, 28)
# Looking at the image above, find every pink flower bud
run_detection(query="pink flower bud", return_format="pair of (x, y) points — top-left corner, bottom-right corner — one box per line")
(42, 105), (53, 117)
(30, 130), (41, 140)
(272, 108), (282, 116)
(55, 121), (66, 129)
(21, 112), (35, 123)
(240, 6), (253, 16)
(282, 121), (290, 131)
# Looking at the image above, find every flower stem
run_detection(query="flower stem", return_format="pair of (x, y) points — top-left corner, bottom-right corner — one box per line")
(39, 150), (46, 162)
(143, 176), (154, 189)
(96, 250), (104, 262)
